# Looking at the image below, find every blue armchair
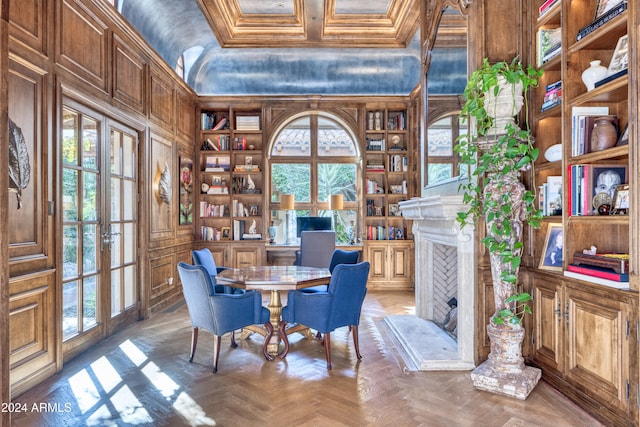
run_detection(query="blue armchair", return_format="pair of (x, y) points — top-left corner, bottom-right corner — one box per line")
(192, 248), (245, 295)
(280, 261), (370, 370)
(177, 262), (273, 372)
(301, 249), (360, 294)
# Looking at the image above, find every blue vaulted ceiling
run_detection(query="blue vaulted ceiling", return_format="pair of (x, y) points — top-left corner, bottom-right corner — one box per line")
(118, 0), (465, 96)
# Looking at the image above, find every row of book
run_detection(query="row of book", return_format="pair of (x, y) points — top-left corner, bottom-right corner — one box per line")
(387, 112), (407, 131)
(203, 135), (230, 151)
(199, 202), (228, 218)
(536, 27), (561, 67)
(201, 226), (222, 241)
(366, 138), (386, 151)
(201, 113), (229, 131)
(231, 200), (259, 217)
(366, 178), (383, 195)
(389, 155), (409, 172)
(541, 80), (561, 112)
(365, 225), (405, 241)
(538, 175), (562, 216)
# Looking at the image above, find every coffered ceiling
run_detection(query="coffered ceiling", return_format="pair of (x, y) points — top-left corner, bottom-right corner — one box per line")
(197, 0), (420, 48)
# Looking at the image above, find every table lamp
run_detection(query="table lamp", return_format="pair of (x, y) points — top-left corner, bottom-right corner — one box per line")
(281, 194), (295, 244)
(329, 194), (343, 232)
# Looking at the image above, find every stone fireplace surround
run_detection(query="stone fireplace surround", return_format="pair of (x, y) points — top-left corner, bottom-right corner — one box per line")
(386, 195), (476, 370)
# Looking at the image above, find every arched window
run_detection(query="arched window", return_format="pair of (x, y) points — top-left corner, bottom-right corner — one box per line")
(268, 113), (360, 244)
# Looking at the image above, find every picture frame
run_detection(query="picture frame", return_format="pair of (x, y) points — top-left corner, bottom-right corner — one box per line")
(607, 34), (629, 76)
(178, 156), (193, 225)
(617, 123), (629, 146)
(221, 227), (231, 240)
(395, 227), (404, 240)
(539, 223), (563, 271)
(591, 165), (627, 201)
(595, 0), (626, 19)
(212, 175), (222, 186)
(611, 184), (629, 215)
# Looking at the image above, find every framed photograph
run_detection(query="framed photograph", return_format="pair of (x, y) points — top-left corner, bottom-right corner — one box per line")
(611, 184), (629, 215)
(395, 228), (404, 240)
(595, 0), (626, 19)
(617, 123), (629, 146)
(539, 223), (563, 271)
(607, 34), (629, 75)
(591, 165), (627, 200)
(212, 175), (222, 186)
(221, 227), (231, 240)
(245, 156), (252, 165)
(388, 203), (400, 216)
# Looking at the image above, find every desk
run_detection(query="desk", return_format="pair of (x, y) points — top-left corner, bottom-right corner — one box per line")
(265, 244), (362, 266)
(216, 266), (331, 358)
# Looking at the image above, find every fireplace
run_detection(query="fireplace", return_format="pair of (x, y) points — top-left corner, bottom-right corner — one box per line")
(384, 195), (476, 370)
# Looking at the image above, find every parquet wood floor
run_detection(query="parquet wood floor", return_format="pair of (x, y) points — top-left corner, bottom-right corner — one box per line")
(11, 291), (604, 426)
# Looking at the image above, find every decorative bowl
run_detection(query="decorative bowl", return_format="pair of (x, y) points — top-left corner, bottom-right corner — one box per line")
(544, 144), (562, 162)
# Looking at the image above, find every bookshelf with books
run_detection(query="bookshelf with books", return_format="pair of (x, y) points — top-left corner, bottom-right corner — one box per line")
(197, 106), (266, 266)
(527, 2), (637, 425)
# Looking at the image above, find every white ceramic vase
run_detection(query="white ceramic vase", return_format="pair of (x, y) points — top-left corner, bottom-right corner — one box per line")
(581, 60), (608, 91)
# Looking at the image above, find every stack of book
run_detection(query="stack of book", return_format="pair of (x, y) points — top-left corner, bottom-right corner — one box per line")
(366, 138), (385, 151)
(538, 0), (560, 18)
(541, 80), (562, 112)
(366, 161), (385, 172)
(576, 1), (628, 41)
(565, 253), (629, 289)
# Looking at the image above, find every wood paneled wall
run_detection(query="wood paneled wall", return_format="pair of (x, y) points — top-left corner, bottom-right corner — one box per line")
(6, 0), (198, 398)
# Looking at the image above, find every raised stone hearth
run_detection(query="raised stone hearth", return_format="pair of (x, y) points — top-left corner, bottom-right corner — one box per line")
(392, 195), (476, 371)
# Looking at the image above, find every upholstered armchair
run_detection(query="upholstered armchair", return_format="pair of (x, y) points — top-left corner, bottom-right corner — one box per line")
(294, 230), (336, 268)
(301, 249), (360, 294)
(279, 261), (370, 370)
(177, 262), (273, 372)
(192, 248), (244, 295)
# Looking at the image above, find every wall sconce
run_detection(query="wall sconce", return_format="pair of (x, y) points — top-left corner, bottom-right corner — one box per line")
(281, 194), (295, 244)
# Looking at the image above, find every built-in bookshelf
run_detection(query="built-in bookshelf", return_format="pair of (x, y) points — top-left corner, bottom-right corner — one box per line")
(197, 107), (265, 242)
(364, 108), (410, 241)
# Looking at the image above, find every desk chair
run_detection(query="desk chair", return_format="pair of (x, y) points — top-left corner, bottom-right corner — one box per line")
(177, 262), (272, 372)
(280, 262), (370, 370)
(294, 230), (336, 268)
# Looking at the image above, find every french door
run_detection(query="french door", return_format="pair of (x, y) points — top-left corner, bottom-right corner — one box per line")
(61, 102), (139, 353)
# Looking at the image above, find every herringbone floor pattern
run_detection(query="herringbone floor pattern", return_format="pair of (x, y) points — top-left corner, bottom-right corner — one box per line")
(12, 291), (603, 427)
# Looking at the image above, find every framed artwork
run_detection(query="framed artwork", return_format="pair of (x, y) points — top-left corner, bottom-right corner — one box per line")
(617, 123), (629, 146)
(611, 184), (629, 215)
(591, 165), (627, 200)
(539, 223), (563, 271)
(221, 227), (231, 240)
(607, 34), (629, 75)
(179, 156), (193, 225)
(595, 0), (625, 19)
(212, 175), (222, 186)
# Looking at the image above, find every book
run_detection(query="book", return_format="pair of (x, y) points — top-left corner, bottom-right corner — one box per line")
(567, 264), (629, 282)
(594, 68), (628, 89)
(537, 27), (561, 66)
(563, 270), (629, 290)
(212, 117), (228, 130)
(576, 1), (628, 41)
(538, 0), (560, 16)
(572, 253), (629, 274)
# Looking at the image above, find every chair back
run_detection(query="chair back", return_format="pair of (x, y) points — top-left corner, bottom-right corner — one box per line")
(328, 249), (360, 273)
(299, 230), (336, 268)
(327, 262), (370, 328)
(177, 262), (216, 331)
(192, 248), (219, 276)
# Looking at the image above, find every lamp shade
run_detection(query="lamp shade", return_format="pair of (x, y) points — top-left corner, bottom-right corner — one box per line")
(329, 194), (344, 210)
(281, 194), (295, 210)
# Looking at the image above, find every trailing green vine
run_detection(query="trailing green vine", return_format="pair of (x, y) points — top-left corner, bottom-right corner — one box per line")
(455, 57), (544, 327)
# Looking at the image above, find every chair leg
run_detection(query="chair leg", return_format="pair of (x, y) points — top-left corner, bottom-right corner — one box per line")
(189, 327), (199, 362)
(352, 325), (362, 360)
(262, 322), (275, 361)
(230, 330), (238, 348)
(212, 335), (221, 373)
(324, 332), (332, 370)
(278, 321), (290, 358)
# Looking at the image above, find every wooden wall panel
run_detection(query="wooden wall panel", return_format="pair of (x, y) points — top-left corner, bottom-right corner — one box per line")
(149, 133), (174, 242)
(149, 70), (174, 131)
(176, 90), (195, 140)
(8, 0), (47, 55)
(7, 59), (50, 272)
(8, 271), (56, 395)
(149, 252), (181, 313)
(112, 34), (145, 114)
(56, 0), (108, 93)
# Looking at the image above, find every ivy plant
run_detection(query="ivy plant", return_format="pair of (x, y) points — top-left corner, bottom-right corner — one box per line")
(455, 57), (544, 327)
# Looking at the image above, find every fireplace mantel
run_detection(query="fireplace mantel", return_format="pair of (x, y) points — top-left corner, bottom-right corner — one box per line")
(385, 195), (476, 370)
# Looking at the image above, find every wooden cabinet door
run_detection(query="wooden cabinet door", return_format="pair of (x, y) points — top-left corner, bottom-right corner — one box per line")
(365, 244), (387, 282)
(532, 277), (564, 373)
(232, 246), (262, 268)
(564, 286), (630, 414)
(209, 246), (228, 268)
(388, 243), (413, 284)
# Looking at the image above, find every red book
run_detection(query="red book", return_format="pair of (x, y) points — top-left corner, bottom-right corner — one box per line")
(567, 264), (629, 282)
